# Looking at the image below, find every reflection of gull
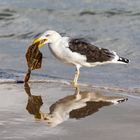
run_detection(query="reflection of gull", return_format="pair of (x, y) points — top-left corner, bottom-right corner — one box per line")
(24, 83), (127, 127)
(44, 86), (127, 127)
(32, 30), (129, 86)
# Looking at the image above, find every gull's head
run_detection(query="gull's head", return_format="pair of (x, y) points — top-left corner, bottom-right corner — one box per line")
(32, 30), (61, 48)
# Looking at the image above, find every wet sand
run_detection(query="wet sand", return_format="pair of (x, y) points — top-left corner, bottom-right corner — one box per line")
(0, 82), (140, 140)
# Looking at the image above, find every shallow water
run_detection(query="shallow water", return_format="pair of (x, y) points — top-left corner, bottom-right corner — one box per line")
(0, 0), (140, 90)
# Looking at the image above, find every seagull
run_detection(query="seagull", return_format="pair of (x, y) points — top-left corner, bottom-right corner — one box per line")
(32, 30), (129, 86)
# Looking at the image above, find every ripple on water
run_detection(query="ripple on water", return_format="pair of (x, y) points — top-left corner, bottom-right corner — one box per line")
(79, 8), (140, 18)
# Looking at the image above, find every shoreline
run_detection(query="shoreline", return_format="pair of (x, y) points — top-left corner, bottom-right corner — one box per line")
(0, 82), (140, 139)
(0, 78), (140, 95)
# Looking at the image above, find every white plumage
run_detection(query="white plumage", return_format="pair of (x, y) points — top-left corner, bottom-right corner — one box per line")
(33, 30), (129, 86)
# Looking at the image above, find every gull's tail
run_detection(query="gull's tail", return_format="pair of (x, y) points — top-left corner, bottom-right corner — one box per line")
(118, 57), (129, 64)
(111, 51), (129, 64)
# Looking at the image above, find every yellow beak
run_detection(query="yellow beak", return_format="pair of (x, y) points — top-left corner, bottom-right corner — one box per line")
(33, 37), (48, 48)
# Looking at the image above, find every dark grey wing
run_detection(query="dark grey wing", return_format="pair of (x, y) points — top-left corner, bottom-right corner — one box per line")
(69, 38), (115, 62)
(69, 101), (112, 119)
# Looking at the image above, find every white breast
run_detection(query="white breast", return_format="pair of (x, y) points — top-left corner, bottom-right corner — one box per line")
(48, 37), (86, 65)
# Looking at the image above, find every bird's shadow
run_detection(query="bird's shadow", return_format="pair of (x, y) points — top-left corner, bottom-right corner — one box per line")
(24, 83), (128, 127)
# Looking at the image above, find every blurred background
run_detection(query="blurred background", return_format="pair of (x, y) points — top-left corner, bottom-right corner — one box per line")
(0, 0), (140, 89)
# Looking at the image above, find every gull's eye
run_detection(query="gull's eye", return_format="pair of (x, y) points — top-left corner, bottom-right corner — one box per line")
(46, 34), (50, 37)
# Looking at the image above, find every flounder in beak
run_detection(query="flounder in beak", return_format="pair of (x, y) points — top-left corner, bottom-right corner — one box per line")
(24, 42), (43, 82)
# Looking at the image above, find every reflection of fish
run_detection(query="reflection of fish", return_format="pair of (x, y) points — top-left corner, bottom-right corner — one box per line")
(24, 83), (43, 120)
(44, 86), (128, 127)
